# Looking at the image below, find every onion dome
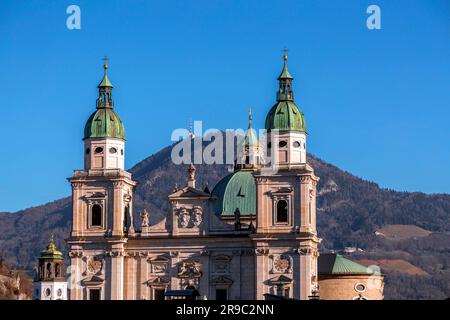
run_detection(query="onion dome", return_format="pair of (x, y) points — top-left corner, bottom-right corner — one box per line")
(265, 53), (306, 132)
(211, 171), (256, 217)
(39, 235), (63, 261)
(83, 61), (125, 140)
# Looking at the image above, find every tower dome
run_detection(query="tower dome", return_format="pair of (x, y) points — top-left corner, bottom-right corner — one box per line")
(265, 54), (306, 132)
(84, 108), (125, 140)
(83, 62), (125, 140)
(211, 171), (256, 218)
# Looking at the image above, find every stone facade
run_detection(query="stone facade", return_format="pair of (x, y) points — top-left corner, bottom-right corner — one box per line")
(65, 58), (383, 300)
(67, 162), (320, 300)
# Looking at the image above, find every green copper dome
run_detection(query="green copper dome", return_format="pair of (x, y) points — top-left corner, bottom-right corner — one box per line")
(84, 108), (125, 140)
(318, 254), (377, 275)
(84, 63), (125, 140)
(265, 100), (306, 132)
(212, 171), (256, 217)
(265, 56), (306, 132)
(39, 237), (63, 261)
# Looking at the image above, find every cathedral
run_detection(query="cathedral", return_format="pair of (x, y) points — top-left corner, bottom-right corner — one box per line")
(39, 55), (384, 300)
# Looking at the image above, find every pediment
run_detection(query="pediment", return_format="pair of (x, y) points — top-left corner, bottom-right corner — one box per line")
(147, 276), (170, 285)
(81, 275), (104, 285)
(269, 275), (292, 284)
(271, 187), (293, 195)
(210, 275), (233, 285)
(168, 187), (210, 199)
(148, 255), (170, 263)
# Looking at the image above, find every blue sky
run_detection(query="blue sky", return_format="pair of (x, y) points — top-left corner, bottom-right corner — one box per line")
(0, 0), (449, 212)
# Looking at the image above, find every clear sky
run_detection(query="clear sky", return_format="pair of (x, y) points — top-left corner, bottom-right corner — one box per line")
(0, 0), (449, 212)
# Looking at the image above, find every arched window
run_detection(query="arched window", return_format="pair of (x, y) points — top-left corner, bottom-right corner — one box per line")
(91, 204), (102, 226)
(276, 200), (288, 223)
(55, 263), (61, 278)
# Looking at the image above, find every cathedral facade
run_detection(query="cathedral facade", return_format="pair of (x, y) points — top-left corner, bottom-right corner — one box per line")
(65, 57), (382, 300)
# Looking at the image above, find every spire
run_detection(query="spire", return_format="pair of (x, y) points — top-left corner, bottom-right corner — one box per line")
(188, 118), (195, 139)
(96, 56), (114, 109)
(277, 48), (294, 101)
(244, 108), (257, 147)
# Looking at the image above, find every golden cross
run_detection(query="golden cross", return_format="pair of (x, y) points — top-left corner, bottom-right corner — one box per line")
(102, 56), (109, 72)
(282, 47), (288, 61)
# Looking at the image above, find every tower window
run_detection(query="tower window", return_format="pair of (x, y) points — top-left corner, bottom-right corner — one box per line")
(86, 148), (90, 154)
(121, 149), (124, 155)
(293, 141), (301, 148)
(279, 140), (287, 148)
(91, 204), (102, 226)
(109, 147), (117, 154)
(276, 200), (288, 223)
(94, 147), (104, 154)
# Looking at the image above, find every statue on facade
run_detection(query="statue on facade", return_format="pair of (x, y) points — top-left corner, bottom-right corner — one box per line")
(141, 209), (149, 228)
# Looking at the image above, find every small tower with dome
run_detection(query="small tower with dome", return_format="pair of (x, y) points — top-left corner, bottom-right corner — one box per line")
(83, 58), (126, 170)
(32, 235), (67, 300)
(265, 50), (307, 166)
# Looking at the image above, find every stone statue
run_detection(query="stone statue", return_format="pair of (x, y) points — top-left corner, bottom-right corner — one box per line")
(141, 209), (149, 228)
(234, 208), (241, 230)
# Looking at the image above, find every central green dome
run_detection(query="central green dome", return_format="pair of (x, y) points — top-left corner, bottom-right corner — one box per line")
(84, 108), (125, 140)
(211, 171), (256, 217)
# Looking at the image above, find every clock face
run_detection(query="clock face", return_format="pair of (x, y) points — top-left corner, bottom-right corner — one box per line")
(275, 258), (290, 270)
(273, 255), (291, 273)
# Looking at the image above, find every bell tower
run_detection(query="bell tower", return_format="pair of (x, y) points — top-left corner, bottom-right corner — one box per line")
(265, 51), (307, 168)
(84, 58), (126, 170)
(252, 53), (320, 300)
(32, 236), (67, 300)
(67, 60), (137, 300)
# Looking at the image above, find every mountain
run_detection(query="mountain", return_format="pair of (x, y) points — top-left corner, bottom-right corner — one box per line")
(0, 143), (449, 300)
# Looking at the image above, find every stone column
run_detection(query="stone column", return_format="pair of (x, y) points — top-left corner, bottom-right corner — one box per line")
(124, 255), (137, 300)
(71, 183), (82, 236)
(299, 176), (310, 233)
(109, 248), (124, 300)
(112, 182), (123, 237)
(68, 251), (83, 300)
(254, 249), (267, 300)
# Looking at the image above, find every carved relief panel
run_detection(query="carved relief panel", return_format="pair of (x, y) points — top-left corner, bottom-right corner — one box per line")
(176, 206), (203, 228)
(213, 255), (231, 274)
(83, 255), (105, 276)
(271, 254), (293, 274)
(148, 255), (170, 275)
